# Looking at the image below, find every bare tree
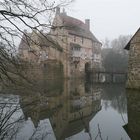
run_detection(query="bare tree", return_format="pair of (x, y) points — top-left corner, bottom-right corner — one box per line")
(0, 94), (55, 140)
(0, 0), (73, 87)
(102, 35), (131, 73)
(0, 1), (74, 138)
(0, 95), (23, 140)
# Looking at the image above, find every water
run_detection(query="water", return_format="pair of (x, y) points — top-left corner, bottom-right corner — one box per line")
(0, 79), (139, 140)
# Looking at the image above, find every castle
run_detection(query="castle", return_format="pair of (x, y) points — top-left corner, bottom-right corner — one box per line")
(18, 8), (102, 78)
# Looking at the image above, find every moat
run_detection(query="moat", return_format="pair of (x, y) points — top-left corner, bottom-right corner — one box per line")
(0, 79), (139, 140)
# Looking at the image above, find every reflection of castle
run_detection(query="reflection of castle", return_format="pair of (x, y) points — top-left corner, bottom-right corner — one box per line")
(20, 79), (101, 140)
(123, 89), (140, 140)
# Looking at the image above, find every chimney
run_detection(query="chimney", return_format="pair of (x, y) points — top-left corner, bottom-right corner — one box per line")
(62, 8), (67, 15)
(85, 19), (90, 30)
(56, 7), (60, 15)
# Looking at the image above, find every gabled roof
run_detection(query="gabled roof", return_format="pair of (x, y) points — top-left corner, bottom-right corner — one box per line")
(19, 31), (63, 52)
(19, 32), (31, 50)
(59, 13), (101, 44)
(124, 27), (140, 50)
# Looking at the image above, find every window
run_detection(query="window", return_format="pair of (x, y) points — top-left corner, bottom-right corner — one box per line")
(82, 37), (84, 44)
(75, 63), (77, 68)
(74, 36), (76, 42)
(74, 47), (80, 51)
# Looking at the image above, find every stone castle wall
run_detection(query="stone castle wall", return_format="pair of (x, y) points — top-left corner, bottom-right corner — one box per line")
(50, 14), (102, 78)
(126, 31), (140, 89)
(29, 60), (63, 80)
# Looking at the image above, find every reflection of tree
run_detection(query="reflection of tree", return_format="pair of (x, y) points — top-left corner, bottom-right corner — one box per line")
(101, 84), (127, 114)
(0, 96), (23, 140)
(19, 79), (102, 140)
(0, 94), (56, 140)
(94, 124), (103, 140)
(0, 79), (103, 140)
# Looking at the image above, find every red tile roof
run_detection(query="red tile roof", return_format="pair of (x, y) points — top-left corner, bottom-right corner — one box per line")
(59, 14), (101, 43)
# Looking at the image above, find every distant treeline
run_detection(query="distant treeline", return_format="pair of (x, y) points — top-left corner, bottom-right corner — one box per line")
(102, 35), (131, 72)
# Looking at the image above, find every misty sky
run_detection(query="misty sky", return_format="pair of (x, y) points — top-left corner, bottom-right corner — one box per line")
(66, 0), (140, 40)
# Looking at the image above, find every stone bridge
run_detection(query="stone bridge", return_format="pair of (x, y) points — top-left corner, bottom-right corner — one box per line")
(86, 69), (127, 83)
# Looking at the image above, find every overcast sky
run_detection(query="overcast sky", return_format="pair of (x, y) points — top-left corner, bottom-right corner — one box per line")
(65, 0), (140, 40)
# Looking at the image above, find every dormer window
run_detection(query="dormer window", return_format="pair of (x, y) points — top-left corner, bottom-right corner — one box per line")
(71, 46), (80, 51)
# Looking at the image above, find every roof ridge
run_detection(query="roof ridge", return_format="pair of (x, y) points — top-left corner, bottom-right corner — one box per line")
(58, 13), (101, 43)
(124, 27), (140, 50)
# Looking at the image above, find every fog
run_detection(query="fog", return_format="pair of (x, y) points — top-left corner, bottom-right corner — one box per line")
(67, 0), (140, 40)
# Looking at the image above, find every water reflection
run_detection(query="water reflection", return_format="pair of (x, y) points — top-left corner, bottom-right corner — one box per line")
(19, 79), (102, 140)
(124, 89), (140, 140)
(0, 80), (132, 140)
(92, 84), (129, 140)
(101, 84), (127, 114)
